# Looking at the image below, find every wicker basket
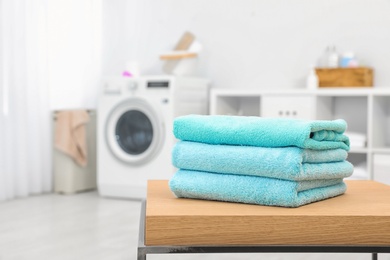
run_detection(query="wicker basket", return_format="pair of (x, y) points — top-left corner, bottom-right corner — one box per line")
(315, 67), (373, 87)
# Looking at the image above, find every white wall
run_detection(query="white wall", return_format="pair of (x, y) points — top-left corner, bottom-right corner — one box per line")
(103, 0), (390, 89)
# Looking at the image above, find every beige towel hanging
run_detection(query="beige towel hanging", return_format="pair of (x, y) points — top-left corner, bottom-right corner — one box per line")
(55, 110), (90, 167)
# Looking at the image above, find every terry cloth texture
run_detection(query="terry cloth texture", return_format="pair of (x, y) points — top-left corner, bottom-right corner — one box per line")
(170, 115), (353, 207)
(172, 141), (353, 181)
(169, 170), (346, 208)
(173, 115), (350, 151)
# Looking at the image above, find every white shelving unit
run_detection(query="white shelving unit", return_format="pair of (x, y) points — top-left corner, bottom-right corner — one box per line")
(210, 87), (390, 184)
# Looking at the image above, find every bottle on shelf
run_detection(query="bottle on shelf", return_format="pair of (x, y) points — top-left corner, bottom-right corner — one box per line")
(327, 46), (339, 68)
(306, 67), (319, 90)
(319, 45), (339, 68)
(340, 51), (359, 68)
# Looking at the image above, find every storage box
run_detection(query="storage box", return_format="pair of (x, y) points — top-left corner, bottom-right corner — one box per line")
(315, 67), (373, 87)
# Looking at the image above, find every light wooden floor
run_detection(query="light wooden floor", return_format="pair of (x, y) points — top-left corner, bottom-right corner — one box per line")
(0, 191), (387, 260)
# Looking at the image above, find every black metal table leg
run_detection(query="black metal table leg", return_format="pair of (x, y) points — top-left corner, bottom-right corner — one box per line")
(137, 200), (146, 260)
(372, 253), (378, 260)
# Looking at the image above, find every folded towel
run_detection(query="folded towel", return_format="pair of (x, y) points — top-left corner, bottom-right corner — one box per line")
(173, 115), (350, 151)
(172, 141), (353, 181)
(169, 170), (347, 207)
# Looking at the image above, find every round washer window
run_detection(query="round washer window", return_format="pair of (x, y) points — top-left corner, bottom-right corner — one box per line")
(115, 110), (153, 155)
(105, 98), (164, 165)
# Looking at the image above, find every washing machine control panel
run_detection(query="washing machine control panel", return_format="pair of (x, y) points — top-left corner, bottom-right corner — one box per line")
(147, 81), (170, 88)
(127, 81), (138, 91)
(104, 82), (121, 94)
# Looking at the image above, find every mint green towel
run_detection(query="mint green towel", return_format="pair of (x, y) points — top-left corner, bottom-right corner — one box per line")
(172, 141), (353, 181)
(173, 115), (350, 151)
(169, 170), (347, 207)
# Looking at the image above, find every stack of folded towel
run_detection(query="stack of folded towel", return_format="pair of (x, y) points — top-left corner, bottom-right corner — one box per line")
(169, 115), (354, 208)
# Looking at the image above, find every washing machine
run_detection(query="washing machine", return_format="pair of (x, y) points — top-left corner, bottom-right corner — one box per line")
(97, 76), (209, 199)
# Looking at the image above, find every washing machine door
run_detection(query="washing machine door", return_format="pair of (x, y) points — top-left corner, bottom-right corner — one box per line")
(106, 98), (165, 165)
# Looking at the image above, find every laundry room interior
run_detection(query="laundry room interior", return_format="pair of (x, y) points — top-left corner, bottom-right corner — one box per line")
(1, 0), (390, 259)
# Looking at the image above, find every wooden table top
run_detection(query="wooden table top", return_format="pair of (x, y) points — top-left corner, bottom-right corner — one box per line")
(145, 180), (390, 246)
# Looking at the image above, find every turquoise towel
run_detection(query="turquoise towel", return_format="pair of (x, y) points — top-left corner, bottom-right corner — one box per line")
(173, 115), (350, 151)
(172, 141), (353, 181)
(169, 170), (347, 208)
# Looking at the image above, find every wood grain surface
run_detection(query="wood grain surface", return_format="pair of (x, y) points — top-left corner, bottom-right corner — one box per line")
(145, 180), (390, 246)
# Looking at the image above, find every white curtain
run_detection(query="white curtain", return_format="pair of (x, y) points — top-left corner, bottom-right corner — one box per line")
(48, 0), (102, 110)
(0, 0), (52, 201)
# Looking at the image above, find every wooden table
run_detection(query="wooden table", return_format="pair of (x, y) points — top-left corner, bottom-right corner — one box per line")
(138, 180), (390, 260)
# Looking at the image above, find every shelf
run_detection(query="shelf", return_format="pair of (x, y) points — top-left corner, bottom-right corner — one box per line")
(211, 87), (390, 96)
(316, 96), (368, 135)
(210, 88), (390, 184)
(316, 88), (373, 96)
(373, 154), (390, 185)
(211, 95), (260, 116)
(211, 88), (313, 96)
(371, 148), (390, 154)
(349, 147), (368, 154)
(372, 96), (390, 148)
